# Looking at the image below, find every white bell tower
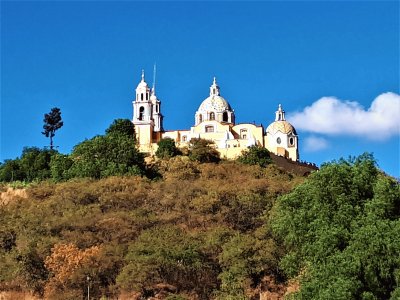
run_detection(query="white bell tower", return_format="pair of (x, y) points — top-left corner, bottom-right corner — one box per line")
(133, 70), (152, 125)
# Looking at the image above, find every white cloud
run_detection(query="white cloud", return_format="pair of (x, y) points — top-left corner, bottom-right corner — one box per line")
(303, 136), (329, 152)
(288, 92), (400, 141)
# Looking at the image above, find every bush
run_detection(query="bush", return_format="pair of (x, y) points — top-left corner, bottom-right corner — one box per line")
(156, 138), (180, 159)
(188, 138), (220, 163)
(237, 146), (272, 168)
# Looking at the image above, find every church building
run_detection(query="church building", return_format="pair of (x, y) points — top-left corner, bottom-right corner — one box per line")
(132, 71), (299, 161)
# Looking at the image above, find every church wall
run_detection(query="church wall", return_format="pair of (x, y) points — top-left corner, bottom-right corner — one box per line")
(265, 132), (298, 161)
(232, 124), (264, 147)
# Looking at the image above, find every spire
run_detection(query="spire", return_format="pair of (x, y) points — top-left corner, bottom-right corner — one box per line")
(275, 104), (286, 121)
(141, 69), (145, 82)
(152, 63), (157, 96)
(210, 76), (220, 96)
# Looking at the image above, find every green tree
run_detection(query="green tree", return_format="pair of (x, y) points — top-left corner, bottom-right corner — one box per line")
(156, 138), (180, 159)
(0, 147), (56, 182)
(272, 153), (400, 300)
(19, 147), (56, 181)
(237, 146), (272, 168)
(105, 118), (135, 138)
(68, 119), (144, 179)
(188, 138), (220, 163)
(0, 159), (24, 182)
(50, 153), (74, 181)
(42, 107), (63, 150)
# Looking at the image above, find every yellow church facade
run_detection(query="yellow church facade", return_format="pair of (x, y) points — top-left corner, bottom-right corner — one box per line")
(132, 71), (299, 161)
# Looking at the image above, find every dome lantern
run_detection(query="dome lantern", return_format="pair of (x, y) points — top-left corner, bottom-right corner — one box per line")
(195, 77), (235, 125)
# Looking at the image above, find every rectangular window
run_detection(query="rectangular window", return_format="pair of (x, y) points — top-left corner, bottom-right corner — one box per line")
(182, 135), (187, 142)
(205, 125), (214, 133)
(240, 129), (248, 139)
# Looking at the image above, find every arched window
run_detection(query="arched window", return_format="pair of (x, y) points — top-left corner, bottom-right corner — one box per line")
(210, 112), (215, 120)
(199, 114), (203, 123)
(139, 106), (145, 121)
(289, 137), (295, 146)
(276, 137), (281, 144)
(223, 111), (228, 122)
(141, 93), (144, 101)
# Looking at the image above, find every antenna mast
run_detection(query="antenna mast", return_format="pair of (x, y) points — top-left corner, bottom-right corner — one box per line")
(152, 63), (157, 93)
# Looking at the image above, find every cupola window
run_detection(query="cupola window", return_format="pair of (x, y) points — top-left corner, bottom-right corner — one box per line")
(210, 112), (215, 120)
(289, 137), (295, 147)
(141, 93), (144, 101)
(276, 137), (281, 144)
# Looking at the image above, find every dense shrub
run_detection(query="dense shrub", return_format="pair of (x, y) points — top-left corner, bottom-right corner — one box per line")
(237, 145), (272, 168)
(188, 138), (220, 163)
(156, 138), (180, 159)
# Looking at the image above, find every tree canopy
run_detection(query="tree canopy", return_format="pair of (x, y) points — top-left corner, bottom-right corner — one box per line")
(68, 121), (144, 179)
(272, 153), (400, 300)
(42, 107), (63, 150)
(105, 118), (135, 138)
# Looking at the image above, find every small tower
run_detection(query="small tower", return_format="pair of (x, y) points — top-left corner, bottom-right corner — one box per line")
(150, 85), (164, 132)
(132, 70), (163, 151)
(265, 104), (299, 161)
(133, 70), (152, 124)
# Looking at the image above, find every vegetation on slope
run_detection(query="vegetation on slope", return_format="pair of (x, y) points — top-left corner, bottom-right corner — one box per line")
(0, 159), (300, 299)
(272, 153), (400, 300)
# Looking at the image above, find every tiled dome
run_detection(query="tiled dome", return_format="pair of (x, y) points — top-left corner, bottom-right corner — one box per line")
(266, 120), (297, 135)
(198, 95), (232, 113)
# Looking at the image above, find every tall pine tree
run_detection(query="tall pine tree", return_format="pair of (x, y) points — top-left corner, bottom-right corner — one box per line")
(42, 107), (63, 150)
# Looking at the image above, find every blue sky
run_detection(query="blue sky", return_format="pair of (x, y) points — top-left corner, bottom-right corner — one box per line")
(1, 1), (399, 177)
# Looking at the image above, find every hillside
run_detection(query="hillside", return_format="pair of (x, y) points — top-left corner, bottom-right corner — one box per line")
(1, 154), (399, 300)
(0, 159), (305, 300)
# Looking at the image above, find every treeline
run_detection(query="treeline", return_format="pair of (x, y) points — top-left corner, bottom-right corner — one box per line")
(0, 119), (145, 183)
(0, 119), (272, 183)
